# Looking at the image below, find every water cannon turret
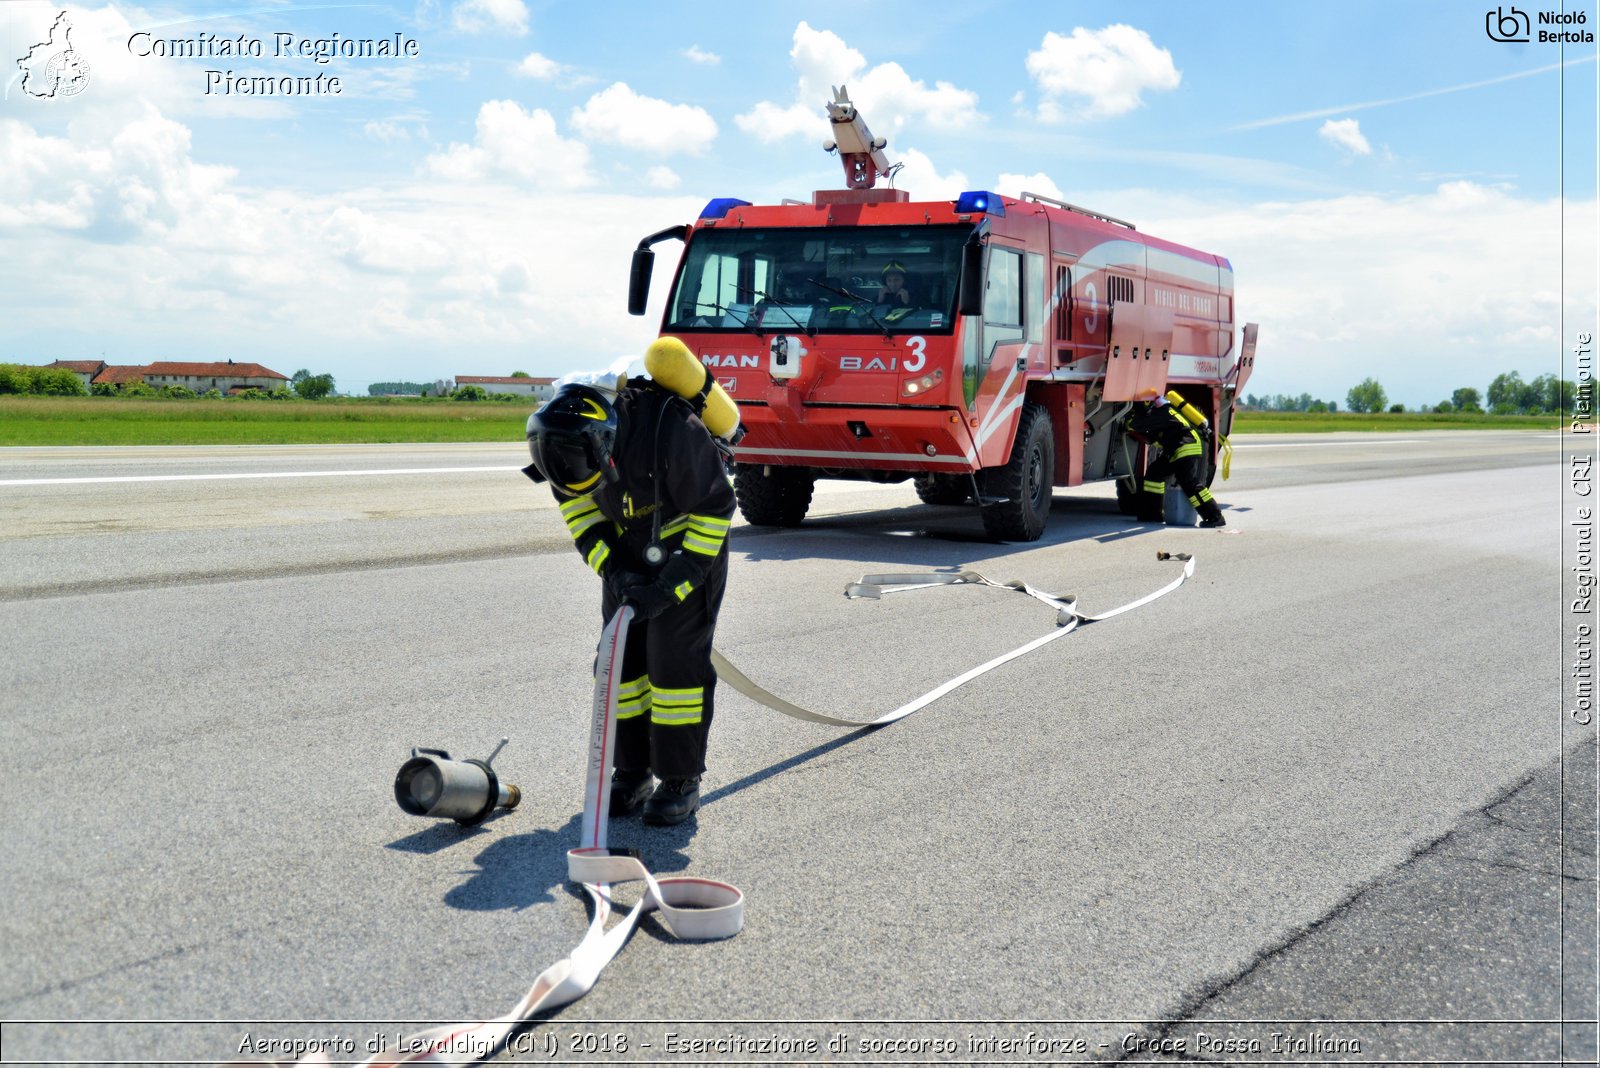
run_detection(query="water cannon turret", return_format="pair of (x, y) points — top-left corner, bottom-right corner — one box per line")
(822, 85), (893, 190)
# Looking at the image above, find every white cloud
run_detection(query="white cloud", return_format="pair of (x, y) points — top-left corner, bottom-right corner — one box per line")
(893, 148), (967, 200)
(683, 45), (720, 66)
(364, 121), (409, 143)
(996, 172), (1066, 202)
(0, 100), (708, 384)
(0, 106), (235, 239)
(425, 100), (592, 187)
(1319, 118), (1372, 156)
(1118, 182), (1596, 403)
(736, 22), (980, 144)
(570, 82), (717, 156)
(322, 205), (449, 274)
(645, 165), (681, 189)
(1025, 25), (1181, 121)
(452, 0), (529, 35)
(515, 51), (563, 80)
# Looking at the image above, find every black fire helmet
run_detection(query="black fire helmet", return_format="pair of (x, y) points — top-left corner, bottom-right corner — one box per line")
(525, 383), (619, 496)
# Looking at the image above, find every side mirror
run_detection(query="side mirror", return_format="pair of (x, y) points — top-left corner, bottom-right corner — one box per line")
(626, 224), (690, 317)
(957, 238), (984, 317)
(627, 248), (654, 316)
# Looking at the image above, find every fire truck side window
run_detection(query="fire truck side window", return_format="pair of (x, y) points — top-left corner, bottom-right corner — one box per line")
(1026, 252), (1045, 345)
(986, 247), (1022, 327)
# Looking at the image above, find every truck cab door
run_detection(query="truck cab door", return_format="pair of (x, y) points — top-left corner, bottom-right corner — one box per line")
(964, 243), (1028, 465)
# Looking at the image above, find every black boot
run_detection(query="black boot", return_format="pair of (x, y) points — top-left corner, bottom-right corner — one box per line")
(1198, 501), (1227, 528)
(610, 769), (654, 816)
(642, 776), (701, 825)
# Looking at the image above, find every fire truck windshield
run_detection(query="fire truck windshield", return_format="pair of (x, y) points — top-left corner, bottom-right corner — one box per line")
(664, 224), (972, 336)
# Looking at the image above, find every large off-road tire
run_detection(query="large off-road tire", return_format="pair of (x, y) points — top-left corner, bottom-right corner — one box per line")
(913, 473), (969, 506)
(1115, 476), (1140, 516)
(979, 403), (1054, 541)
(734, 463), (815, 527)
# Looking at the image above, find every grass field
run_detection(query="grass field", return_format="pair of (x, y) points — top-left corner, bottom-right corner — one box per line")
(0, 396), (531, 445)
(1228, 410), (1562, 433)
(0, 395), (1566, 446)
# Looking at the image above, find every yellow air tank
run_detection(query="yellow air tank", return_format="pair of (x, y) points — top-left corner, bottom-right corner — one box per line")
(644, 336), (740, 440)
(1164, 390), (1210, 433)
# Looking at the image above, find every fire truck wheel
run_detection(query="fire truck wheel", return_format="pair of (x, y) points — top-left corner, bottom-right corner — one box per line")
(734, 464), (815, 527)
(913, 473), (969, 506)
(1115, 476), (1140, 515)
(980, 403), (1054, 542)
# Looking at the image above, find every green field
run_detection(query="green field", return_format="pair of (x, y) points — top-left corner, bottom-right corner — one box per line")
(1228, 410), (1561, 433)
(0, 396), (533, 445)
(0, 395), (1566, 446)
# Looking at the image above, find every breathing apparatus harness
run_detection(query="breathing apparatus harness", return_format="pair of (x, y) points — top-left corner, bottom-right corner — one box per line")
(637, 373), (735, 568)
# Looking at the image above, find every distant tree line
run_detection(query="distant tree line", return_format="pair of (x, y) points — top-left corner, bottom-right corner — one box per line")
(368, 381), (431, 396)
(1242, 392), (1340, 413)
(1245, 372), (1594, 416)
(0, 364), (86, 395)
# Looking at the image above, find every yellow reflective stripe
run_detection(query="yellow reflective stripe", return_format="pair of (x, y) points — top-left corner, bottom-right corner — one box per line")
(618, 676), (651, 700)
(1142, 480), (1165, 494)
(683, 514), (730, 556)
(1173, 442), (1203, 460)
(683, 534), (723, 556)
(559, 495), (599, 519)
(563, 470), (601, 493)
(650, 684), (704, 726)
(673, 580), (693, 601)
(585, 541), (610, 573)
(1197, 487), (1215, 503)
(686, 513), (731, 533)
(566, 510), (606, 537)
(659, 515), (691, 538)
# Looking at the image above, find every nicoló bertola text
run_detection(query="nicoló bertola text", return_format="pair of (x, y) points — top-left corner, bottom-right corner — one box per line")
(127, 31), (420, 95)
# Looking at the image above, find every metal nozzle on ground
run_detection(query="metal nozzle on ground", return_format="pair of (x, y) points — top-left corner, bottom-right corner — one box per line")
(393, 737), (519, 827)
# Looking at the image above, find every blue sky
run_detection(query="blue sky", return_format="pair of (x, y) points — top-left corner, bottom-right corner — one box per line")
(2, 0), (1595, 405)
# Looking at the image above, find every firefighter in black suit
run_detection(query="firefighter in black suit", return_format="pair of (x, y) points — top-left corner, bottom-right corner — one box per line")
(1125, 391), (1226, 528)
(525, 380), (736, 825)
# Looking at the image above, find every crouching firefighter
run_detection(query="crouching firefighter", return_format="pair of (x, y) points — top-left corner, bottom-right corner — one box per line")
(524, 379), (736, 825)
(1125, 390), (1227, 528)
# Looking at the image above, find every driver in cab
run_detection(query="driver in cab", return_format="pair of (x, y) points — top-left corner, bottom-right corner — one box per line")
(875, 261), (912, 307)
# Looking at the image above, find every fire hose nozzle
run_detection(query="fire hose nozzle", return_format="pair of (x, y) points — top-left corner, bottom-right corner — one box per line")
(394, 737), (519, 827)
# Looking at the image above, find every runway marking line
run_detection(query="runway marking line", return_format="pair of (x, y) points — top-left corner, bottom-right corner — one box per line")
(1230, 439), (1422, 449)
(0, 465), (520, 487)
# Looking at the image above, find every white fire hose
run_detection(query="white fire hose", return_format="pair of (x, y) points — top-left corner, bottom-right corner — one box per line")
(226, 553), (1195, 1067)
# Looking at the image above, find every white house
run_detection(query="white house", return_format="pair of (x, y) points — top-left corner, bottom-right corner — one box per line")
(456, 376), (557, 400)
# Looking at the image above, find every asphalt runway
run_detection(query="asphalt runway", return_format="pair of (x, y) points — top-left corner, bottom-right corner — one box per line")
(0, 431), (1593, 1065)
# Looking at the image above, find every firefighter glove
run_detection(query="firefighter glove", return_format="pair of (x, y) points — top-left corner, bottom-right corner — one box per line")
(605, 568), (649, 603)
(622, 579), (677, 621)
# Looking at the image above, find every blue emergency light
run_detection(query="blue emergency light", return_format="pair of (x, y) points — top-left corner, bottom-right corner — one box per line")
(955, 190), (1005, 217)
(700, 197), (752, 219)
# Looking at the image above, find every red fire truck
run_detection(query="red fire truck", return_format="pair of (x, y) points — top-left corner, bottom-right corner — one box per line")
(627, 89), (1259, 540)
